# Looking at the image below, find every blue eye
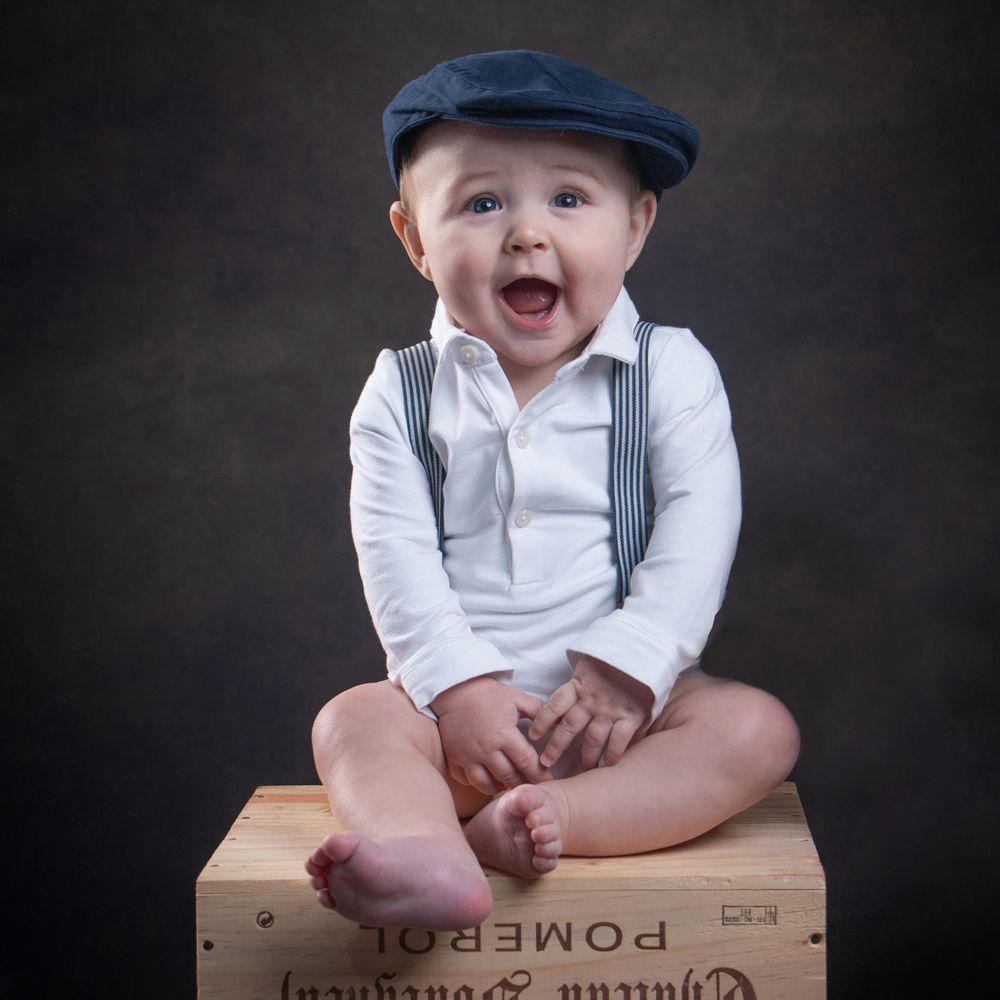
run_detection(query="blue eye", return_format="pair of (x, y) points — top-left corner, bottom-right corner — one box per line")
(552, 192), (582, 209)
(469, 196), (501, 213)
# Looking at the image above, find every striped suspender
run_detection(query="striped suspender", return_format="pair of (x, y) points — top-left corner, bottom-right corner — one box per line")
(396, 321), (653, 597)
(612, 320), (655, 603)
(396, 341), (445, 545)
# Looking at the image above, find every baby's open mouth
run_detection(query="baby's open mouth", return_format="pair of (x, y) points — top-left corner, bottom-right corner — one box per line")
(501, 278), (558, 319)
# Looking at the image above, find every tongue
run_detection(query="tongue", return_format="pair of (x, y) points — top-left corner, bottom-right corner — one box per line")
(503, 278), (557, 315)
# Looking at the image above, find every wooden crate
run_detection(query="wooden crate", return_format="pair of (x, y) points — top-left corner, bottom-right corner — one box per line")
(197, 783), (825, 999)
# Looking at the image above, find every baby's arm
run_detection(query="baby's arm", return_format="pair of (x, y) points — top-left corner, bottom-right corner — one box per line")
(433, 677), (551, 794)
(351, 350), (516, 714)
(352, 351), (552, 790)
(528, 656), (653, 769)
(566, 327), (742, 741)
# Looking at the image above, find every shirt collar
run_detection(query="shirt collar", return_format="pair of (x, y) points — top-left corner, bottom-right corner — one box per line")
(429, 297), (470, 353)
(583, 287), (640, 365)
(429, 286), (641, 367)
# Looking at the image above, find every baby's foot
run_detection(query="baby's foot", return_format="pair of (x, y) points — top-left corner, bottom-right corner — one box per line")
(304, 831), (492, 930)
(463, 783), (567, 879)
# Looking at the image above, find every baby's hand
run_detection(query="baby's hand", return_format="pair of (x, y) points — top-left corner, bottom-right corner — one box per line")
(432, 677), (550, 795)
(528, 657), (654, 770)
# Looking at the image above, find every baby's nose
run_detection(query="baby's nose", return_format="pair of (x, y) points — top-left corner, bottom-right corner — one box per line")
(505, 211), (549, 254)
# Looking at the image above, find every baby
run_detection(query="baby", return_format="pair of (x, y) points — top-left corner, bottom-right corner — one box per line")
(306, 50), (799, 931)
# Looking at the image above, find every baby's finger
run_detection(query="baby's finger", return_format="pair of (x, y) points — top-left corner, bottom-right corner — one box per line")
(605, 718), (640, 766)
(465, 763), (504, 797)
(527, 682), (579, 740)
(502, 732), (551, 784)
(539, 702), (592, 767)
(580, 716), (614, 770)
(513, 689), (545, 721)
(448, 762), (470, 787)
(486, 751), (523, 788)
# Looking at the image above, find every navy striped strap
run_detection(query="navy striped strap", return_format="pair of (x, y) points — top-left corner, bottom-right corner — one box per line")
(395, 341), (445, 544)
(612, 320), (655, 603)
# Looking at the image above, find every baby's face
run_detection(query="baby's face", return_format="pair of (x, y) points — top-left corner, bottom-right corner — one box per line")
(391, 122), (656, 378)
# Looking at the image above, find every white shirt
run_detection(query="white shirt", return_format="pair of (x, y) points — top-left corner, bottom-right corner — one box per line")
(349, 288), (741, 720)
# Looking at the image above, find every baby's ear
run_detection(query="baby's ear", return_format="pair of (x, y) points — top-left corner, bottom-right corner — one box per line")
(389, 202), (433, 281)
(625, 190), (657, 271)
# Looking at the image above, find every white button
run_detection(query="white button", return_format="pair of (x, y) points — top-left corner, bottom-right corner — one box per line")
(460, 345), (477, 364)
(514, 429), (530, 449)
(514, 508), (532, 528)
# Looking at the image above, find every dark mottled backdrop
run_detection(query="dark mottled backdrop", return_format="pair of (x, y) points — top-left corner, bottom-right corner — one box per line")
(3, 1), (997, 994)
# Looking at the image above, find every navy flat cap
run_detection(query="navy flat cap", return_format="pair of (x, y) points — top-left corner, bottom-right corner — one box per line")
(383, 50), (699, 198)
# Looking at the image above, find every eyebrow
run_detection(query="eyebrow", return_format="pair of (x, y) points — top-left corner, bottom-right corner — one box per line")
(548, 162), (606, 183)
(447, 162), (607, 192)
(449, 169), (502, 187)
(438, 169), (502, 203)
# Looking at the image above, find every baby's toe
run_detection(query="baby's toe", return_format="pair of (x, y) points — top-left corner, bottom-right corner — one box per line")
(529, 820), (559, 844)
(321, 831), (363, 864)
(532, 854), (559, 874)
(525, 803), (558, 831)
(534, 834), (563, 858)
(305, 848), (331, 876)
(505, 784), (546, 819)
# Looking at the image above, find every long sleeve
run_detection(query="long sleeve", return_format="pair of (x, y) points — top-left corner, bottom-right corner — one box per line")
(568, 327), (742, 718)
(349, 349), (513, 714)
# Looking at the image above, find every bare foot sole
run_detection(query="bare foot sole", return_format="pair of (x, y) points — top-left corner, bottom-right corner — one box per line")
(464, 784), (565, 879)
(304, 831), (492, 930)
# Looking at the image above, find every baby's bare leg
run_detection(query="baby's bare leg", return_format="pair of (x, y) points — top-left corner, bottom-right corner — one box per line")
(469, 673), (799, 864)
(306, 681), (493, 929)
(556, 672), (800, 855)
